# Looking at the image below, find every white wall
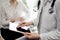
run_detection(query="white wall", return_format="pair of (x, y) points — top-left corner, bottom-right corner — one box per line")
(0, 0), (9, 7)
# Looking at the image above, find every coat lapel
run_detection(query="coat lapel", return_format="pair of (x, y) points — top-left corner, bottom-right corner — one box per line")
(37, 0), (45, 34)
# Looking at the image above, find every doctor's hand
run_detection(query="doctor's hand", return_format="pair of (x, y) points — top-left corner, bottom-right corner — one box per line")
(10, 17), (24, 23)
(23, 32), (40, 40)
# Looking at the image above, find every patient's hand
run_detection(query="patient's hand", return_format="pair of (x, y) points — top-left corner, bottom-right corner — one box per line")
(17, 21), (33, 28)
(10, 17), (25, 23)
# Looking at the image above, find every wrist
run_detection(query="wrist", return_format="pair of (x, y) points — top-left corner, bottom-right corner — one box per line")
(29, 22), (34, 25)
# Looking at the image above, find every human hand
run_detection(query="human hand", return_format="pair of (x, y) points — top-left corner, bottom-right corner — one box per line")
(10, 17), (24, 23)
(23, 32), (40, 40)
(17, 21), (33, 28)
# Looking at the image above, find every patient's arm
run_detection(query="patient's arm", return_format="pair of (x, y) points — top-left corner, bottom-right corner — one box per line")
(10, 17), (25, 23)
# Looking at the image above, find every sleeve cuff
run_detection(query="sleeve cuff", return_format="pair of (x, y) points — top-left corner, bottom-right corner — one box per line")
(40, 33), (49, 40)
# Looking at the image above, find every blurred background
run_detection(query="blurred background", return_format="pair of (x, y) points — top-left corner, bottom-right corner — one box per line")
(0, 0), (8, 40)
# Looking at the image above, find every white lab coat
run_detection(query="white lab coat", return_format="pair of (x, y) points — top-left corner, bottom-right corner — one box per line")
(37, 0), (60, 40)
(16, 0), (60, 40)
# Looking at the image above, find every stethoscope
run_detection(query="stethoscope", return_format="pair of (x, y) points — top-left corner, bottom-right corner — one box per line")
(43, 0), (56, 14)
(49, 0), (56, 14)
